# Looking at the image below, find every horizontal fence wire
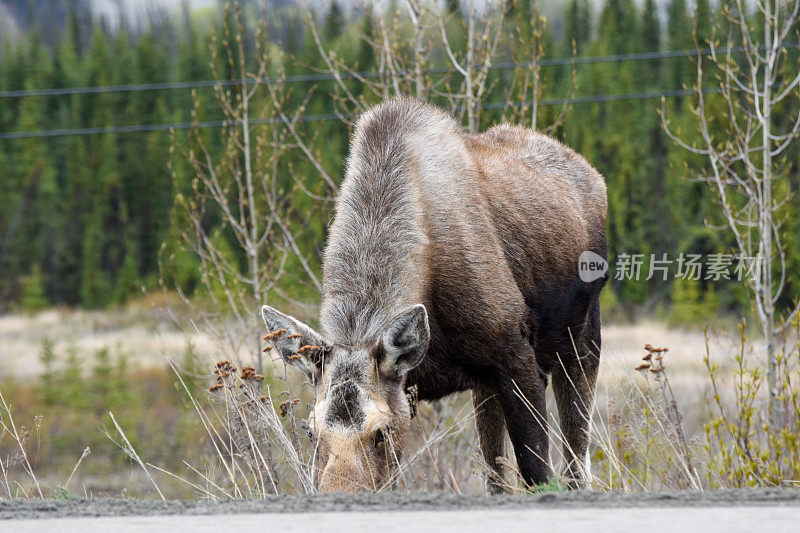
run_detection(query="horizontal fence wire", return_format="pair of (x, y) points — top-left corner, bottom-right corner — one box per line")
(0, 87), (726, 140)
(1, 42), (797, 99)
(0, 40), (794, 139)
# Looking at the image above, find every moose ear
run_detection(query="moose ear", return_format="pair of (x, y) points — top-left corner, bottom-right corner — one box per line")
(261, 305), (329, 379)
(378, 304), (430, 378)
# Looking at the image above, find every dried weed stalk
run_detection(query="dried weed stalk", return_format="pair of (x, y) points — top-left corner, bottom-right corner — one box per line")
(1, 389), (92, 500)
(0, 388), (43, 499)
(565, 343), (702, 492)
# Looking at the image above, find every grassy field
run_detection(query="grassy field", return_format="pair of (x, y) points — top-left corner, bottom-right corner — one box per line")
(0, 300), (743, 386)
(0, 303), (754, 434)
(0, 301), (795, 499)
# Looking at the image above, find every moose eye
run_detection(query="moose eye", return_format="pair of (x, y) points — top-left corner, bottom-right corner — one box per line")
(373, 427), (389, 448)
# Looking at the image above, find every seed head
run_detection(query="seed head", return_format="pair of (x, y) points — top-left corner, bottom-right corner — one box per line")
(279, 398), (300, 417)
(297, 344), (321, 354)
(263, 328), (287, 341)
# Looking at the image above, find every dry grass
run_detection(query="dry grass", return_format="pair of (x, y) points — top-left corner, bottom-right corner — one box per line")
(146, 357), (482, 498)
(0, 302), (216, 376)
(0, 305), (747, 386)
(1, 305), (797, 498)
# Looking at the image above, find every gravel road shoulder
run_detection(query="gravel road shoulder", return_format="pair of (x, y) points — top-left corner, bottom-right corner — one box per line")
(2, 488), (799, 520)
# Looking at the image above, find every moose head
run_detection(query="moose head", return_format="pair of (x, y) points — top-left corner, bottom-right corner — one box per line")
(261, 304), (430, 492)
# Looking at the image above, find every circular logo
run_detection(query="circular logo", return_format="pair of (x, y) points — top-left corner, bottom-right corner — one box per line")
(578, 251), (608, 283)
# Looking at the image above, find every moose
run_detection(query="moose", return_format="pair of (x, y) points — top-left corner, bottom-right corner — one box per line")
(262, 97), (608, 493)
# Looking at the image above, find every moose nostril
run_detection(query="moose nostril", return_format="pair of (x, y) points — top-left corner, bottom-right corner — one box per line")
(373, 429), (386, 448)
(373, 427), (393, 448)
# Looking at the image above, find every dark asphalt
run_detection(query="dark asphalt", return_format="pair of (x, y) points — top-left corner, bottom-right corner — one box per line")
(2, 488), (799, 520)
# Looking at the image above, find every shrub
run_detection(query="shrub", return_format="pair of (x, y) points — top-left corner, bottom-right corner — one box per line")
(703, 319), (800, 487)
(19, 265), (48, 313)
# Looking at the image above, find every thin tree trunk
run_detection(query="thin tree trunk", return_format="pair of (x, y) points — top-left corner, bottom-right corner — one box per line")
(531, 60), (539, 131)
(762, 0), (778, 435)
(465, 5), (476, 133)
(407, 0), (426, 99)
(241, 72), (263, 373)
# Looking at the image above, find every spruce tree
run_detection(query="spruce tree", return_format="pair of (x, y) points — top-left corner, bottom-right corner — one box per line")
(324, 0), (345, 42)
(113, 235), (141, 304)
(666, 0), (692, 89)
(598, 0), (638, 54)
(14, 85), (58, 304)
(79, 29), (119, 308)
(694, 0), (713, 44)
(20, 264), (48, 312)
(49, 12), (87, 305)
(356, 7), (375, 72)
(639, 0), (661, 85)
(80, 207), (112, 308)
(563, 0), (591, 55)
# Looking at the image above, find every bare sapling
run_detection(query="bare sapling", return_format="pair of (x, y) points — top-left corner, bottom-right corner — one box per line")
(165, 0), (326, 374)
(662, 0), (800, 437)
(502, 0), (576, 133)
(436, 0), (508, 132)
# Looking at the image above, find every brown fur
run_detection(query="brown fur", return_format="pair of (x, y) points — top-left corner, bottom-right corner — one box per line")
(472, 384), (507, 493)
(262, 97), (608, 492)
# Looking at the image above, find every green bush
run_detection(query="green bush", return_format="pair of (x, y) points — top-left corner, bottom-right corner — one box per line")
(19, 265), (48, 313)
(668, 276), (718, 327)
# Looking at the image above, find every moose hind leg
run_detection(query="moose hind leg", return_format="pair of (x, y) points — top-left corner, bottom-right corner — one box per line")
(496, 341), (552, 488)
(473, 384), (507, 494)
(552, 302), (601, 488)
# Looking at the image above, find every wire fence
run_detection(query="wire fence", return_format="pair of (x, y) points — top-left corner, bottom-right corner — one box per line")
(0, 41), (794, 140)
(1, 42), (797, 99)
(0, 86), (722, 140)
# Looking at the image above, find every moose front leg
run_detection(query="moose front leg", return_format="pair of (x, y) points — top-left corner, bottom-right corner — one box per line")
(472, 384), (507, 494)
(496, 343), (551, 488)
